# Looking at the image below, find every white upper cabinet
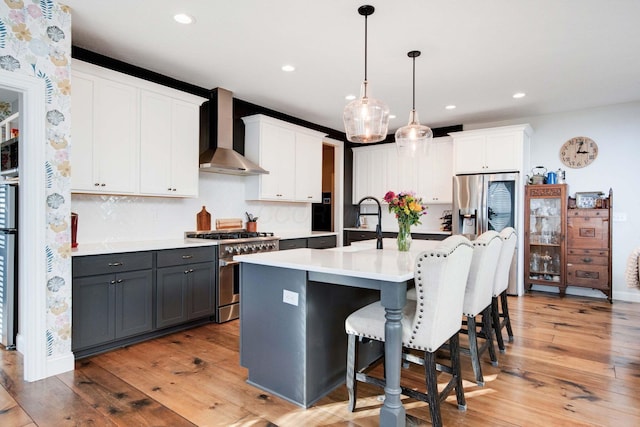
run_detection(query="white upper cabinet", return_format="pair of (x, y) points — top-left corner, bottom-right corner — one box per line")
(294, 130), (323, 202)
(71, 68), (139, 194)
(450, 124), (532, 174)
(416, 137), (453, 203)
(243, 114), (325, 202)
(71, 59), (205, 197)
(139, 91), (199, 197)
(352, 144), (398, 204)
(352, 137), (454, 205)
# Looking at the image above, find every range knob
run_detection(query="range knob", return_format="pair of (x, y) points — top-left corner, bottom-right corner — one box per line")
(225, 246), (234, 254)
(234, 246), (242, 254)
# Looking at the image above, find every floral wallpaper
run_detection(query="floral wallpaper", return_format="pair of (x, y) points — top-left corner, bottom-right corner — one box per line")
(0, 0), (72, 357)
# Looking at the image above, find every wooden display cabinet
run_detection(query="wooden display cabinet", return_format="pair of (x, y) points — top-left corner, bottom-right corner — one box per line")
(524, 184), (568, 294)
(566, 189), (612, 302)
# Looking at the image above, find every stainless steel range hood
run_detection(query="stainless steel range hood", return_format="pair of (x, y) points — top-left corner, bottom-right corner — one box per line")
(199, 88), (268, 175)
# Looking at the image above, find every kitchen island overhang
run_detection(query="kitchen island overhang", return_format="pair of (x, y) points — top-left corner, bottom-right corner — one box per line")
(235, 241), (441, 427)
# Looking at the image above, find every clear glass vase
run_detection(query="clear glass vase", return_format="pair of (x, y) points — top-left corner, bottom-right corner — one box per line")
(397, 221), (412, 252)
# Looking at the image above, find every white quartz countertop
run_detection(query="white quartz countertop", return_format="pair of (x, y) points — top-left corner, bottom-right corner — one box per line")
(234, 239), (441, 282)
(71, 239), (218, 257)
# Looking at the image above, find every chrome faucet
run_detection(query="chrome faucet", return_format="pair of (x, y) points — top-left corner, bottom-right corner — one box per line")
(356, 196), (383, 249)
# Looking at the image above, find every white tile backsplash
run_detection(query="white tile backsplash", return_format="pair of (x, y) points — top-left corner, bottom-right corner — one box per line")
(71, 172), (311, 243)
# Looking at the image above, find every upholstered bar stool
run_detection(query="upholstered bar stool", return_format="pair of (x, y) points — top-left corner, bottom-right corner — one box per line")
(459, 230), (502, 386)
(345, 235), (474, 427)
(492, 227), (517, 352)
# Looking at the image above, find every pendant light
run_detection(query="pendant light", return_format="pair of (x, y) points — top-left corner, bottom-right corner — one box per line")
(343, 5), (390, 143)
(395, 50), (432, 155)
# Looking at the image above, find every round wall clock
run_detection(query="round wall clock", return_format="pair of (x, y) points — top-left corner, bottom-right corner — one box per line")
(559, 136), (598, 168)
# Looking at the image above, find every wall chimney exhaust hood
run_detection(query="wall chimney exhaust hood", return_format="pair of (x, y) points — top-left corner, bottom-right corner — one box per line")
(199, 88), (269, 175)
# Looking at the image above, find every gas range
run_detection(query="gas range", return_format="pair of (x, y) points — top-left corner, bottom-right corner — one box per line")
(185, 229), (280, 256)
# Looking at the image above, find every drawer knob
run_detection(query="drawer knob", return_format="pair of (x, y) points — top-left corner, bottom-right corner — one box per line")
(582, 258), (592, 263)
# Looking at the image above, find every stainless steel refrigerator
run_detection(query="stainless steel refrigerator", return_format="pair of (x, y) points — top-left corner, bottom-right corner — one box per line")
(453, 172), (520, 294)
(0, 182), (17, 349)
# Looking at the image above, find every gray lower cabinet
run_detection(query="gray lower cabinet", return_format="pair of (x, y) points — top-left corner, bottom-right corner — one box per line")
(156, 247), (216, 328)
(72, 252), (153, 352)
(280, 235), (337, 250)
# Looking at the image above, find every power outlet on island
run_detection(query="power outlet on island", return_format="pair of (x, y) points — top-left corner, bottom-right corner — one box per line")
(283, 289), (299, 306)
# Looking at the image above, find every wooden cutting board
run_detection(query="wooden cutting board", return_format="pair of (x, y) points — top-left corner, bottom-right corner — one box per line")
(196, 206), (211, 231)
(216, 218), (243, 230)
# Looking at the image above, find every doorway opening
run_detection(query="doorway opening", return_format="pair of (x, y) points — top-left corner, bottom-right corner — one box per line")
(312, 144), (335, 232)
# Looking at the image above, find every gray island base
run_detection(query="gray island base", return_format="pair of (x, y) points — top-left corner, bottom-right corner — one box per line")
(240, 264), (384, 408)
(236, 242), (435, 427)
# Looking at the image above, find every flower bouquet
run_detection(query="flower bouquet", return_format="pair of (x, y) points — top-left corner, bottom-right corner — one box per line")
(383, 191), (427, 251)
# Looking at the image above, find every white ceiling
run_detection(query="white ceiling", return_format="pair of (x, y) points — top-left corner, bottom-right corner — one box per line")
(61, 0), (640, 134)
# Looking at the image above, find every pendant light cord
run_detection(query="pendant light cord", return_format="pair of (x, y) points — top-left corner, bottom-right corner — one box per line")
(412, 54), (416, 110)
(364, 13), (368, 82)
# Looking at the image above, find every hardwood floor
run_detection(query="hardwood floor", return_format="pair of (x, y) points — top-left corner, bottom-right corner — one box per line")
(1, 291), (639, 426)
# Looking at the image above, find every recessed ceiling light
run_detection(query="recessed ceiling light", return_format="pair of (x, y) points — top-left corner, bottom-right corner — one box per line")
(345, 94), (356, 101)
(445, 105), (456, 110)
(512, 92), (526, 99)
(174, 13), (194, 24)
(281, 64), (295, 72)
(389, 114), (397, 119)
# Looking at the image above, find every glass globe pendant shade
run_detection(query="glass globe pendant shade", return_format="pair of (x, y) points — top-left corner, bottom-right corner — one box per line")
(395, 109), (432, 156)
(344, 81), (390, 143)
(395, 50), (432, 156)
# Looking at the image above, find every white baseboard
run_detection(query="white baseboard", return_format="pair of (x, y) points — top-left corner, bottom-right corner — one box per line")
(46, 352), (75, 377)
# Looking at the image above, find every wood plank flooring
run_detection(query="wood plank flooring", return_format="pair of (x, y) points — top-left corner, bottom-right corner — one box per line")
(1, 291), (639, 426)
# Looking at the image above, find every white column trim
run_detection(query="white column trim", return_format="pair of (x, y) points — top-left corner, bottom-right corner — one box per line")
(0, 70), (59, 381)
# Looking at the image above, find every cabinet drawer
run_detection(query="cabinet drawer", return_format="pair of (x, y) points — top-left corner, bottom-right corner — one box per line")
(568, 209), (609, 219)
(566, 263), (608, 289)
(157, 246), (215, 267)
(73, 251), (153, 277)
(567, 248), (608, 266)
(279, 238), (307, 251)
(567, 216), (609, 249)
(307, 235), (337, 249)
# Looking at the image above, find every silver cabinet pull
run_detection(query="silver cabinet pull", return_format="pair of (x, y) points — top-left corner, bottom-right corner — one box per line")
(108, 262), (123, 267)
(181, 255), (193, 259)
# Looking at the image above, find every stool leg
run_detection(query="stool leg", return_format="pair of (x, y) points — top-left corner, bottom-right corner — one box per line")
(491, 296), (506, 353)
(500, 291), (514, 342)
(483, 305), (498, 366)
(449, 332), (467, 411)
(346, 334), (358, 412)
(466, 315), (484, 386)
(425, 349), (443, 427)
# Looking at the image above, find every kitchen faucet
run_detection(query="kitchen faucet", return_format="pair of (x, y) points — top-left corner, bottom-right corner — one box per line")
(356, 196), (383, 249)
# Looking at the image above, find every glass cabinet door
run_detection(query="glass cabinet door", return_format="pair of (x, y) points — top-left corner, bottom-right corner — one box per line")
(524, 184), (567, 293)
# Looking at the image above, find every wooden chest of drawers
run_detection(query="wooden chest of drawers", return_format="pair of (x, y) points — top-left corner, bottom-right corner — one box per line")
(566, 204), (612, 301)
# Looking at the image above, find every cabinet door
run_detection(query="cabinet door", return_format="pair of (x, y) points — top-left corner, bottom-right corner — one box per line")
(352, 148), (372, 204)
(140, 93), (199, 197)
(485, 132), (520, 172)
(417, 138), (453, 203)
(139, 91), (172, 195)
(114, 269), (153, 339)
(70, 71), (96, 192)
(260, 122), (296, 200)
(156, 265), (188, 328)
(72, 274), (115, 350)
(187, 262), (215, 320)
(92, 77), (138, 193)
(294, 132), (322, 202)
(453, 135), (485, 174)
(169, 100), (199, 197)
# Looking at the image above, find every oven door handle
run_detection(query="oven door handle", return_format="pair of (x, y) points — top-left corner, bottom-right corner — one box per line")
(219, 259), (240, 267)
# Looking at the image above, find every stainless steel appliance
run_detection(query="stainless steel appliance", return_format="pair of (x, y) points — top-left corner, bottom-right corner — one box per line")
(0, 182), (17, 349)
(453, 172), (520, 294)
(185, 230), (279, 322)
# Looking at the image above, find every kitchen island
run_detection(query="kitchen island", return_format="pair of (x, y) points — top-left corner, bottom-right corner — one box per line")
(235, 239), (440, 427)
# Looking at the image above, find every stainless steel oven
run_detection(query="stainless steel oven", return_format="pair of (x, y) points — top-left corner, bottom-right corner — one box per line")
(186, 230), (279, 322)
